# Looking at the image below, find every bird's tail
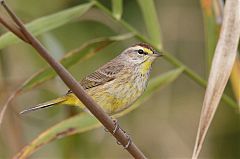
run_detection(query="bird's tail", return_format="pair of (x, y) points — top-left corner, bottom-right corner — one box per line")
(20, 97), (67, 115)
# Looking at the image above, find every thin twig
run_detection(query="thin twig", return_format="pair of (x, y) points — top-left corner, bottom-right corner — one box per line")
(0, 16), (28, 42)
(0, 1), (147, 159)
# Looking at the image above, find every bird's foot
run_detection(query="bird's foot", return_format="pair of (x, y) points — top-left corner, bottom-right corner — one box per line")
(104, 117), (131, 149)
(104, 117), (120, 134)
(117, 132), (132, 149)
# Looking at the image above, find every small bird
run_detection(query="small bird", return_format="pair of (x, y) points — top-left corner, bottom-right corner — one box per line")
(20, 43), (162, 115)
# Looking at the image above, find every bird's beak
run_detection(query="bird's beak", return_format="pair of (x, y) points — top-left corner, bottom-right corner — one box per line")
(151, 51), (163, 57)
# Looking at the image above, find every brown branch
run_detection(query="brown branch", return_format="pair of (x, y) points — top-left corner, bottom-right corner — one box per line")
(0, 16), (28, 42)
(0, 1), (147, 159)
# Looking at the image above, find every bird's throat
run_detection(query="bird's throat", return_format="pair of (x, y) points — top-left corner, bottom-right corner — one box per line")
(140, 60), (152, 74)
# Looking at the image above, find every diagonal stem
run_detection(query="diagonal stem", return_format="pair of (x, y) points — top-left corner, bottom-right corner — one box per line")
(0, 1), (147, 159)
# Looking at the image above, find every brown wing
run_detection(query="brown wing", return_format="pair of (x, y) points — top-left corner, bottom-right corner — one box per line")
(67, 60), (124, 93)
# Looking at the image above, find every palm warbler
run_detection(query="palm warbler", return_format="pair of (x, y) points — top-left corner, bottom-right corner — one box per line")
(20, 43), (162, 115)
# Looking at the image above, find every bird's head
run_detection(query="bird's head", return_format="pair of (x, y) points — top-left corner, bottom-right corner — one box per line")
(121, 43), (162, 65)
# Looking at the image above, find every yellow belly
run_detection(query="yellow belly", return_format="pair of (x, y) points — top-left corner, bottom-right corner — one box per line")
(64, 81), (142, 114)
(63, 70), (149, 114)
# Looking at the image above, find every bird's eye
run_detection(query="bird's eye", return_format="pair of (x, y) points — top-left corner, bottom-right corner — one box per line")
(137, 49), (144, 54)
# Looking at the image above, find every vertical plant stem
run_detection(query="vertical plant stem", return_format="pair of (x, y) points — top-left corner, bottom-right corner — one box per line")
(136, 0), (162, 49)
(111, 0), (123, 20)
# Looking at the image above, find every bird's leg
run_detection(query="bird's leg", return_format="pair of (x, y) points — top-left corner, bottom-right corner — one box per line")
(116, 130), (132, 149)
(123, 134), (132, 149)
(116, 126), (132, 149)
(104, 117), (132, 149)
(112, 118), (120, 134)
(104, 117), (120, 134)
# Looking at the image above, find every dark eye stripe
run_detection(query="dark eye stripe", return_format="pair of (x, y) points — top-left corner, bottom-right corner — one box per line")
(138, 49), (147, 55)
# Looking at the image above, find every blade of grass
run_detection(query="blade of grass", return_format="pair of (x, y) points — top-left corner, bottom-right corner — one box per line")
(0, 33), (134, 127)
(212, 0), (240, 108)
(14, 68), (183, 159)
(0, 2), (94, 49)
(192, 1), (240, 158)
(136, 0), (162, 49)
(111, 0), (123, 20)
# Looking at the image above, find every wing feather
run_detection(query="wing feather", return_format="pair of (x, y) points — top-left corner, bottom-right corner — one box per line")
(67, 60), (124, 93)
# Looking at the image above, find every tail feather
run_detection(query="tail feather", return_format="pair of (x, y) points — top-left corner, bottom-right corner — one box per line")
(20, 97), (66, 115)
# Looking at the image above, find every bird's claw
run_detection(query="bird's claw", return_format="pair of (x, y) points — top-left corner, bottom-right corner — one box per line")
(104, 118), (131, 149)
(104, 118), (119, 134)
(116, 132), (132, 149)
(112, 118), (120, 134)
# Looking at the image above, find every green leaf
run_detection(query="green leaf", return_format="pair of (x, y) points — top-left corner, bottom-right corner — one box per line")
(136, 0), (162, 49)
(0, 2), (94, 49)
(14, 68), (183, 159)
(111, 0), (123, 20)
